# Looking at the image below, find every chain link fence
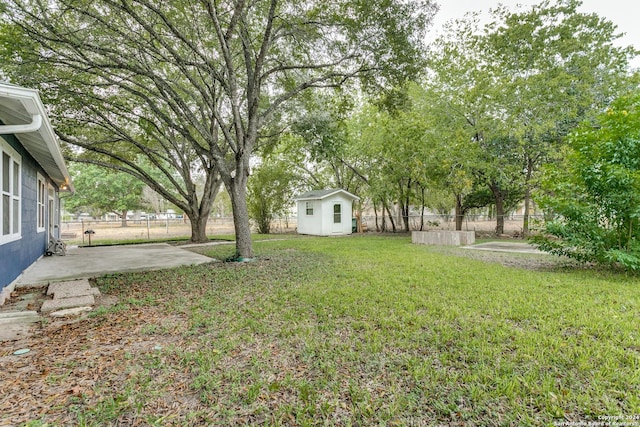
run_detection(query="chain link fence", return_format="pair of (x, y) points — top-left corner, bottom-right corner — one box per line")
(60, 214), (544, 244)
(59, 217), (237, 244)
(361, 214), (545, 235)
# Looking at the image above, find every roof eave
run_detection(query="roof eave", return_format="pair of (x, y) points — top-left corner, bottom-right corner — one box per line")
(295, 189), (360, 201)
(0, 84), (74, 193)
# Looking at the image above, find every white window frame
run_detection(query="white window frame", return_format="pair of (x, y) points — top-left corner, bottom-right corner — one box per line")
(48, 184), (55, 235)
(305, 201), (314, 216)
(333, 203), (342, 224)
(1, 138), (21, 245)
(37, 173), (46, 232)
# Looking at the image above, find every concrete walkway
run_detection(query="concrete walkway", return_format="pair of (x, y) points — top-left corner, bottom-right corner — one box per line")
(17, 243), (214, 286)
(462, 241), (545, 254)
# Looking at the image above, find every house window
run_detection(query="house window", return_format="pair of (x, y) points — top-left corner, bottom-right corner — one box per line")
(333, 203), (341, 223)
(37, 174), (46, 232)
(1, 139), (21, 244)
(305, 201), (314, 216)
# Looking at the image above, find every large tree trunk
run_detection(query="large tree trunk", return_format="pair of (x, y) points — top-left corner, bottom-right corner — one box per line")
(490, 182), (506, 235)
(230, 186), (253, 259)
(120, 210), (128, 227)
(187, 211), (210, 242)
(455, 194), (464, 231)
(495, 201), (505, 235)
(185, 199), (214, 243)
(228, 163), (253, 259)
(523, 187), (531, 238)
(522, 157), (534, 237)
(401, 202), (410, 232)
(185, 170), (221, 244)
(373, 202), (380, 232)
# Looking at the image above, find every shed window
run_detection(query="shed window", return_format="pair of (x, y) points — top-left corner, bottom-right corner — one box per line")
(1, 139), (21, 244)
(305, 201), (314, 215)
(333, 203), (341, 223)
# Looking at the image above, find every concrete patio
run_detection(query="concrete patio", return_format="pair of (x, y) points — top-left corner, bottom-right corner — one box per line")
(1, 243), (215, 341)
(16, 243), (214, 287)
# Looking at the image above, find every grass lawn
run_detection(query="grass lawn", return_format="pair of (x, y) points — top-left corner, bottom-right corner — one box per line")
(3, 235), (639, 426)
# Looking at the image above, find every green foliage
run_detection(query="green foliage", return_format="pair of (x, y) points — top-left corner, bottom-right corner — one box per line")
(65, 163), (147, 220)
(247, 160), (298, 234)
(422, 188), (455, 217)
(423, 0), (635, 232)
(533, 92), (640, 270)
(348, 84), (448, 231)
(1, 0), (435, 254)
(275, 92), (369, 197)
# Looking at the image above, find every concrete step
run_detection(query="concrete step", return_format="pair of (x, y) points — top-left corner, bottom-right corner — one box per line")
(41, 295), (95, 313)
(50, 306), (93, 317)
(0, 311), (40, 323)
(46, 279), (101, 302)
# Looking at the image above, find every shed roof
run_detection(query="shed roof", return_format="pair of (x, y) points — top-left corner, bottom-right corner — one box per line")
(0, 82), (73, 192)
(295, 189), (359, 201)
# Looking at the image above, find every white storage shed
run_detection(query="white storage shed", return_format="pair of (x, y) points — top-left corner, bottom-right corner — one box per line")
(295, 189), (359, 236)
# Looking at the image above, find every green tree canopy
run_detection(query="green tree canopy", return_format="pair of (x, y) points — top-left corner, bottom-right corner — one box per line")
(247, 159), (299, 235)
(424, 0), (636, 234)
(65, 164), (147, 226)
(1, 0), (435, 257)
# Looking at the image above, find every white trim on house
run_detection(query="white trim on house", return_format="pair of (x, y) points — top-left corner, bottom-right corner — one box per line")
(1, 137), (22, 245)
(48, 184), (55, 236)
(294, 189), (359, 202)
(0, 83), (73, 193)
(0, 113), (42, 134)
(37, 173), (46, 232)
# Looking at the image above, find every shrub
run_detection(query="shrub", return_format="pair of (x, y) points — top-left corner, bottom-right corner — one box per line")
(533, 92), (640, 270)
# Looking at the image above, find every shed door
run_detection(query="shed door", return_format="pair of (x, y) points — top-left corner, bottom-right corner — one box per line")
(332, 202), (342, 233)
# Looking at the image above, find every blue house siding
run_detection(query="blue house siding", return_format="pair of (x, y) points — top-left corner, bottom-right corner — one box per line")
(0, 133), (52, 291)
(0, 82), (73, 305)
